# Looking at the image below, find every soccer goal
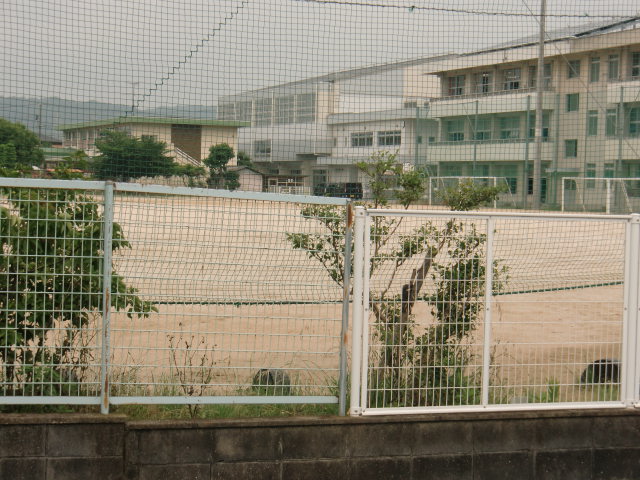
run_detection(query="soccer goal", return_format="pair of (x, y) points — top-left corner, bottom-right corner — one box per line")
(561, 177), (640, 214)
(427, 176), (517, 208)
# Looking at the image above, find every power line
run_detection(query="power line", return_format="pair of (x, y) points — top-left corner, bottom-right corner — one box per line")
(294, 0), (636, 19)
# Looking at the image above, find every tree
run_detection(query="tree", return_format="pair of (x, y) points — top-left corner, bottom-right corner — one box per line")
(0, 186), (155, 396)
(236, 150), (253, 168)
(51, 150), (90, 180)
(172, 164), (207, 187)
(93, 130), (177, 181)
(287, 151), (506, 408)
(0, 118), (44, 170)
(204, 143), (239, 190)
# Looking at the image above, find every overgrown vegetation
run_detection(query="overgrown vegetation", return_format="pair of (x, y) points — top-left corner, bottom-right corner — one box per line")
(288, 151), (505, 408)
(167, 329), (217, 418)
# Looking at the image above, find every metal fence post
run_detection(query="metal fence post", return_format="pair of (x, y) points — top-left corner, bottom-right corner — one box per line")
(349, 206), (366, 415)
(359, 213), (372, 411)
(622, 213), (640, 406)
(481, 217), (495, 406)
(99, 181), (114, 414)
(338, 203), (354, 416)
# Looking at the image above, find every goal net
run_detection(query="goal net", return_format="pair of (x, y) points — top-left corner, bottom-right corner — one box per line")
(427, 176), (517, 208)
(561, 177), (640, 214)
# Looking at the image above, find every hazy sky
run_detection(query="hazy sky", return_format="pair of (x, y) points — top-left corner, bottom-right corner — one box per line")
(2, 0), (638, 110)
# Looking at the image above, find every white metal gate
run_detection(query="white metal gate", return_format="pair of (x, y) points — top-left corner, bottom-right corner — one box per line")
(350, 206), (640, 415)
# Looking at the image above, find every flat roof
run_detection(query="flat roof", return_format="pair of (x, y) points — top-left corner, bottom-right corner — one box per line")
(58, 117), (249, 130)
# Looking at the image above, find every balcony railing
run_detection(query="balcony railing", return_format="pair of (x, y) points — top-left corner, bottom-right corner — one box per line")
(427, 137), (552, 146)
(428, 85), (555, 103)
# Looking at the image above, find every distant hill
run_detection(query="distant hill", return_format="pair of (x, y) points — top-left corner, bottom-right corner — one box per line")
(0, 97), (217, 142)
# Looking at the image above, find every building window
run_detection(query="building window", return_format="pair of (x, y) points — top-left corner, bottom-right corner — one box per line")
(473, 117), (491, 140)
(474, 72), (492, 93)
(255, 98), (273, 127)
(296, 93), (316, 123)
(502, 68), (521, 90)
(587, 110), (598, 136)
(527, 177), (548, 200)
(632, 53), (640, 78)
(604, 163), (615, 179)
(351, 132), (373, 147)
(254, 139), (271, 157)
(446, 120), (465, 142)
(441, 164), (463, 176)
(589, 57), (600, 82)
(499, 116), (520, 139)
(586, 163), (596, 188)
(565, 139), (578, 158)
(606, 108), (618, 136)
(608, 54), (620, 80)
(237, 101), (252, 122)
(528, 63), (552, 88)
(567, 60), (581, 79)
(218, 103), (235, 120)
(630, 107), (640, 137)
(220, 101), (252, 121)
(527, 113), (550, 139)
(566, 93), (580, 112)
(290, 169), (302, 175)
(378, 130), (402, 146)
(275, 95), (295, 124)
(448, 75), (466, 96)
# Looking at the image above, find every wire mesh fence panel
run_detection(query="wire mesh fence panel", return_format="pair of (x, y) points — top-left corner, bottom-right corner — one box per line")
(107, 184), (349, 404)
(363, 213), (490, 409)
(352, 209), (633, 414)
(0, 179), (350, 409)
(0, 180), (108, 404)
(488, 215), (626, 406)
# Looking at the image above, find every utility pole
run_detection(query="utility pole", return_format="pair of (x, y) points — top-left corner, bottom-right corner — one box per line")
(532, 0), (546, 210)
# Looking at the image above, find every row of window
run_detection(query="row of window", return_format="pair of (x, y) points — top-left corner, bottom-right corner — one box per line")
(587, 107), (640, 137)
(446, 52), (640, 97)
(568, 53), (640, 82)
(220, 93), (317, 126)
(447, 64), (552, 96)
(350, 130), (401, 147)
(445, 114), (549, 142)
(442, 104), (640, 142)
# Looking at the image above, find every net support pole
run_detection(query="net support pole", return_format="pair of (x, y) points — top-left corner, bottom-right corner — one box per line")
(99, 181), (114, 414)
(481, 217), (496, 406)
(532, 0), (546, 210)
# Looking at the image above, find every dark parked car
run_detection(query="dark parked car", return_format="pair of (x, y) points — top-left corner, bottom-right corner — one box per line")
(314, 182), (363, 199)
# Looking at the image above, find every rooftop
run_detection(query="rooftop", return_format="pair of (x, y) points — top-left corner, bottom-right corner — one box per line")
(58, 117), (249, 130)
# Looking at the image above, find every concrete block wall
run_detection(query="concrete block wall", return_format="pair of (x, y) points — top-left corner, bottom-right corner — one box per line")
(0, 414), (125, 480)
(1, 409), (640, 479)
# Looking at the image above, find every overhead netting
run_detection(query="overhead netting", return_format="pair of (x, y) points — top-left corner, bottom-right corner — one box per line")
(1, 1), (639, 211)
